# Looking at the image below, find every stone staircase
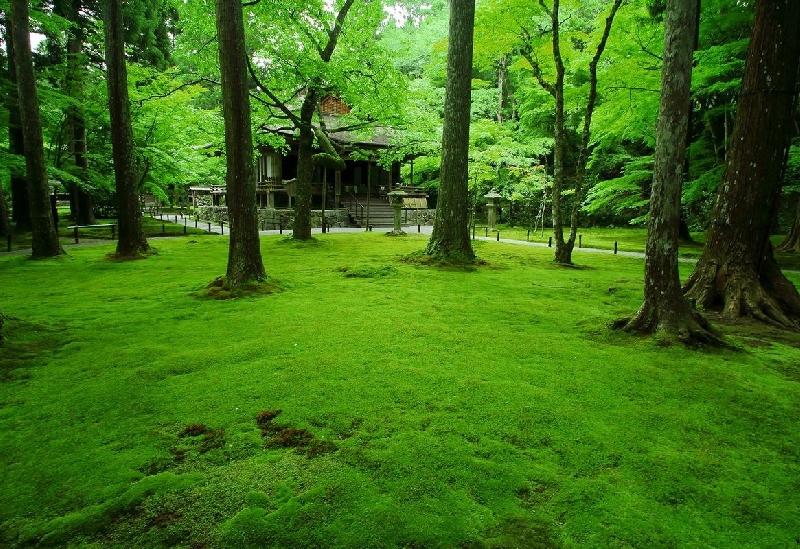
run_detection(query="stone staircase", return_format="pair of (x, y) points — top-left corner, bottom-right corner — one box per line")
(347, 196), (397, 228)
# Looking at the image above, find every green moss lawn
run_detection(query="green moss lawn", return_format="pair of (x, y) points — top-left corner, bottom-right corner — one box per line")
(1, 233), (799, 548)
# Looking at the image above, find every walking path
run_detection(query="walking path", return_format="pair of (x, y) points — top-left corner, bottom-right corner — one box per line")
(0, 211), (676, 264)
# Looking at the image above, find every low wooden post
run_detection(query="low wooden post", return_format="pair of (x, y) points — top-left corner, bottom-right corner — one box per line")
(208, 222), (211, 233)
(221, 222), (224, 235)
(162, 223), (165, 234)
(548, 236), (552, 247)
(579, 234), (582, 248)
(614, 241), (618, 254)
(74, 226), (79, 244)
(496, 231), (500, 241)
(527, 229), (530, 242)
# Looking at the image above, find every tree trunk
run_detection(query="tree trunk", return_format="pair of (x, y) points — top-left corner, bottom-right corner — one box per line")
(618, 0), (720, 344)
(104, 0), (149, 256)
(293, 93), (317, 241)
(497, 55), (507, 123)
(0, 189), (11, 236)
(777, 199), (800, 252)
(425, 0), (476, 261)
(215, 0), (266, 286)
(557, 0), (623, 265)
(63, 0), (95, 225)
(548, 0), (570, 264)
(683, 0), (800, 330)
(9, 0), (64, 258)
(4, 16), (31, 232)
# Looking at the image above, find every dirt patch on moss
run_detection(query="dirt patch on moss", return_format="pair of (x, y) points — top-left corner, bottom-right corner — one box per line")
(255, 409), (337, 458)
(192, 277), (282, 300)
(335, 265), (398, 278)
(401, 251), (490, 272)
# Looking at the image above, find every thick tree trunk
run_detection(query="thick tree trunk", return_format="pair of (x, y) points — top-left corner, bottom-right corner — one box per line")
(9, 0), (64, 258)
(4, 17), (31, 232)
(215, 0), (266, 286)
(293, 93), (317, 241)
(104, 0), (148, 256)
(425, 0), (475, 261)
(777, 199), (800, 252)
(619, 0), (720, 344)
(683, 0), (800, 330)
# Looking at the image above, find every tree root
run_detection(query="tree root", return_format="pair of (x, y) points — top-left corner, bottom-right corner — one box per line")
(612, 300), (727, 347)
(684, 258), (800, 332)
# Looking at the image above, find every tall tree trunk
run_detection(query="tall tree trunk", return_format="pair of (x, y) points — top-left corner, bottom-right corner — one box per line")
(104, 0), (148, 256)
(497, 55), (507, 123)
(565, 0), (623, 263)
(215, 0), (266, 286)
(777, 199), (800, 252)
(9, 0), (64, 258)
(425, 0), (476, 261)
(4, 17), (31, 232)
(63, 0), (95, 225)
(618, 0), (720, 344)
(548, 0), (569, 264)
(293, 92), (317, 241)
(683, 0), (800, 330)
(0, 189), (11, 236)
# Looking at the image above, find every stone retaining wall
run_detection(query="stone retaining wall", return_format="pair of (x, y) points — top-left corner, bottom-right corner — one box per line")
(196, 206), (352, 229)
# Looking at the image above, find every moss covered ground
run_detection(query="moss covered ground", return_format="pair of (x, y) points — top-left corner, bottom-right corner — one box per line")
(1, 232), (799, 548)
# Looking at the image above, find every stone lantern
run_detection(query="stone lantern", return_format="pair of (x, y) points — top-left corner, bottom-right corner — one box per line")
(387, 190), (408, 236)
(485, 189), (502, 232)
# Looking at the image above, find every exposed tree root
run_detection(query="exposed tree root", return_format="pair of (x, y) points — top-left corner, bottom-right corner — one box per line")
(612, 300), (727, 347)
(683, 257), (800, 331)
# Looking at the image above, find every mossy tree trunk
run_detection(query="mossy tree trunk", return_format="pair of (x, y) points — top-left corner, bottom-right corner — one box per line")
(104, 0), (149, 257)
(425, 0), (476, 261)
(4, 16), (31, 233)
(619, 0), (721, 345)
(9, 0), (64, 258)
(683, 0), (800, 330)
(215, 0), (266, 286)
(293, 92), (317, 241)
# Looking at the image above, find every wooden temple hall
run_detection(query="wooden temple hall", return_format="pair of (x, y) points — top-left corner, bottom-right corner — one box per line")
(189, 98), (413, 212)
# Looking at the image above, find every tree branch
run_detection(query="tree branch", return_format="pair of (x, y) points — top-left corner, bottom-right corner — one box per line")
(135, 78), (219, 106)
(321, 0), (356, 62)
(246, 57), (301, 126)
